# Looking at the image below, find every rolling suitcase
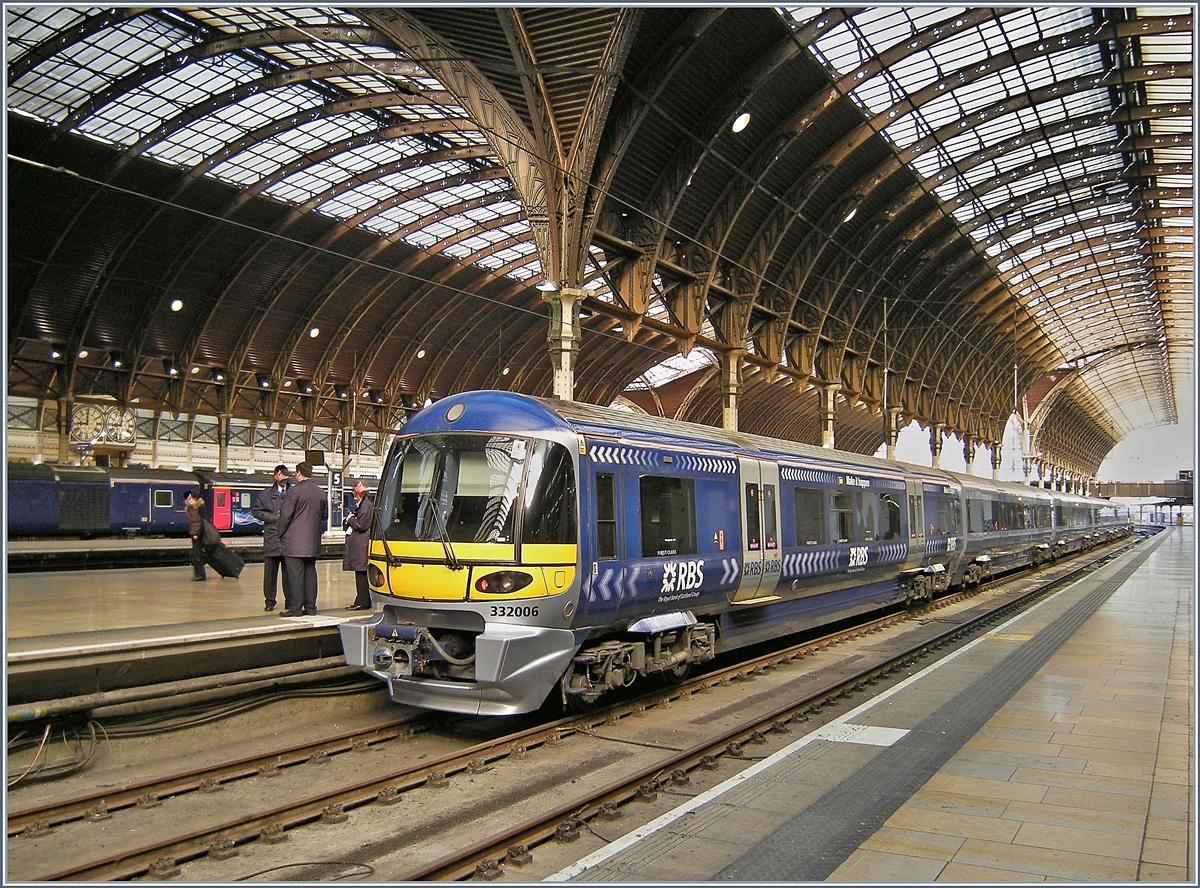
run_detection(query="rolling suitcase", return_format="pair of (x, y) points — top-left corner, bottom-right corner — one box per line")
(204, 542), (244, 578)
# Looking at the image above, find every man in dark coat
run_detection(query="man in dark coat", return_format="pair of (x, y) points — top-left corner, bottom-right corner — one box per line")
(276, 462), (327, 616)
(251, 464), (291, 612)
(342, 479), (374, 610)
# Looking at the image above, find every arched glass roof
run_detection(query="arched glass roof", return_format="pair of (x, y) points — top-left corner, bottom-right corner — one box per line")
(7, 6), (546, 281)
(782, 5), (1192, 438)
(5, 6), (1192, 475)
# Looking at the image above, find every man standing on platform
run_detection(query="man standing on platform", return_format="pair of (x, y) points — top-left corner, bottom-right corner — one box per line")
(276, 461), (327, 616)
(342, 479), (374, 610)
(251, 464), (291, 612)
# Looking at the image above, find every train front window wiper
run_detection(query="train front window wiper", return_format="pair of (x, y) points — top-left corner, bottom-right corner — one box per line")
(428, 501), (463, 571)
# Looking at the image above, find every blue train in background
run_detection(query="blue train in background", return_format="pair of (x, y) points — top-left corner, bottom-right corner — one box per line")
(339, 391), (1135, 716)
(7, 463), (374, 538)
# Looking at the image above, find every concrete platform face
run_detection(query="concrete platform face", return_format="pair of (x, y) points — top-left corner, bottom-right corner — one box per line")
(546, 527), (1194, 883)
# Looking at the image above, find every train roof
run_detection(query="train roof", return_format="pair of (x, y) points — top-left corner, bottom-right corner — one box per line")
(407, 391), (953, 483)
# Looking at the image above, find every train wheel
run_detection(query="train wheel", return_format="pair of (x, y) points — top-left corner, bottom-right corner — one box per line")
(660, 662), (691, 685)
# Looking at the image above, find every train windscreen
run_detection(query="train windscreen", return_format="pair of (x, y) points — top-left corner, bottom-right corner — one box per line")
(375, 434), (575, 546)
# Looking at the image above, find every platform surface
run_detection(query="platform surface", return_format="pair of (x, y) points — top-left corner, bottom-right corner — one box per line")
(546, 526), (1194, 883)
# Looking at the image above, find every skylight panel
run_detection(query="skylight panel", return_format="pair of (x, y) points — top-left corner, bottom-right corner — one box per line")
(9, 13), (195, 126)
(927, 23), (990, 71)
(949, 70), (1010, 118)
(151, 118), (247, 167)
(917, 92), (967, 130)
(886, 48), (941, 95)
(809, 20), (870, 71)
(995, 8), (1041, 45)
(852, 73), (903, 115)
(5, 6), (88, 61)
(849, 7), (913, 54)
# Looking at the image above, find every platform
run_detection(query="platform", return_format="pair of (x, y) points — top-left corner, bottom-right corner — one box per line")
(548, 526), (1194, 883)
(5, 532), (345, 573)
(5, 556), (368, 708)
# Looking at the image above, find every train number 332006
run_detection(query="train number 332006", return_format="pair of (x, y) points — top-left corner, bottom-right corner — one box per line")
(489, 605), (540, 618)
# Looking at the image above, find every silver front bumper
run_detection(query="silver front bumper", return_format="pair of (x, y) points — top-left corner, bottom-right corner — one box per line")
(339, 618), (579, 716)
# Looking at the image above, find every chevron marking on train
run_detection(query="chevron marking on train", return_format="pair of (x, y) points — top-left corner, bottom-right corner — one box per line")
(783, 548), (840, 578)
(780, 466), (835, 485)
(677, 455), (736, 474)
(876, 541), (908, 563)
(720, 558), (740, 584)
(624, 567), (639, 599)
(594, 567), (617, 601)
(589, 445), (655, 467)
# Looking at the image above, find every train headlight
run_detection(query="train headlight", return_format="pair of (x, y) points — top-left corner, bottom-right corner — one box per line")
(474, 570), (533, 595)
(368, 563), (385, 587)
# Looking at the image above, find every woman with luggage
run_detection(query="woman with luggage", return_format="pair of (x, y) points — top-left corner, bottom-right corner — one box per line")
(184, 490), (208, 582)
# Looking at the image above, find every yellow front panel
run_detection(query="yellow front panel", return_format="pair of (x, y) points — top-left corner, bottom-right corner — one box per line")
(368, 540), (517, 601)
(382, 561), (470, 601)
(368, 540), (516, 563)
(468, 565), (578, 601)
(519, 543), (577, 565)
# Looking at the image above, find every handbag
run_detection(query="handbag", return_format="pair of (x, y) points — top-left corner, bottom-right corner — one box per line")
(200, 518), (222, 550)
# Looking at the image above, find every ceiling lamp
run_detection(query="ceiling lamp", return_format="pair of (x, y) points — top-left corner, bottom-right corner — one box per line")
(256, 373), (272, 389)
(309, 327), (320, 338)
(731, 111), (751, 133)
(169, 299), (183, 312)
(298, 379), (315, 394)
(535, 280), (559, 292)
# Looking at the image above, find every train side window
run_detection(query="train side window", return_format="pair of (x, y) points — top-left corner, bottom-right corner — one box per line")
(937, 498), (961, 535)
(154, 490), (173, 508)
(744, 483), (761, 551)
(967, 497), (984, 533)
(595, 473), (617, 560)
(640, 475), (696, 557)
(881, 494), (902, 540)
(215, 491), (227, 508)
(794, 487), (825, 545)
(522, 440), (577, 545)
(831, 492), (854, 543)
(762, 484), (777, 550)
(854, 492), (878, 542)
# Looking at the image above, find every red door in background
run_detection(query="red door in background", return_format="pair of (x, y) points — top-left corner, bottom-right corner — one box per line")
(211, 488), (231, 531)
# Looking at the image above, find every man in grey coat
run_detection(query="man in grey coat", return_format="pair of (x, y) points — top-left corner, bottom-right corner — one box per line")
(251, 464), (291, 612)
(276, 461), (328, 616)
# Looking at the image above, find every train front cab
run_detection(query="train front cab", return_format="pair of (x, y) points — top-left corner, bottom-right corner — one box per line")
(340, 422), (584, 716)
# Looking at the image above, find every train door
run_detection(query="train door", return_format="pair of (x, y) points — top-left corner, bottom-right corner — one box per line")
(583, 467), (624, 622)
(730, 458), (782, 603)
(900, 478), (925, 570)
(210, 487), (232, 531)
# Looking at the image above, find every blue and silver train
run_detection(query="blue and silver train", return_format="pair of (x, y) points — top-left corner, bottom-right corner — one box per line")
(339, 391), (1133, 716)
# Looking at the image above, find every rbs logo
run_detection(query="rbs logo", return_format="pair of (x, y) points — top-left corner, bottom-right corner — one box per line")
(662, 560), (704, 594)
(848, 546), (869, 569)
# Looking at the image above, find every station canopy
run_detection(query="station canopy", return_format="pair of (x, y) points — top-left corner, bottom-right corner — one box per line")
(6, 6), (1193, 474)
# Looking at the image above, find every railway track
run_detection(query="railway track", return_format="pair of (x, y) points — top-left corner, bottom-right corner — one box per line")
(6, 537), (1143, 881)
